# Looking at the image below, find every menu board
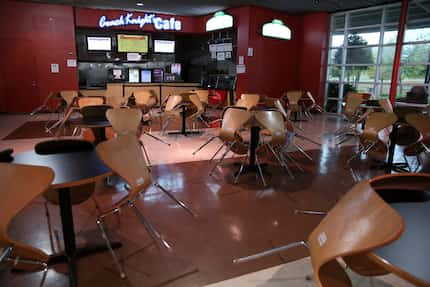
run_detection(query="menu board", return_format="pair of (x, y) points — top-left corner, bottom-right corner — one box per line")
(117, 34), (148, 53)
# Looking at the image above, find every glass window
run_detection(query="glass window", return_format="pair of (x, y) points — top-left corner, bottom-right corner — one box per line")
(325, 3), (402, 113)
(328, 49), (342, 64)
(401, 43), (430, 63)
(381, 46), (396, 64)
(383, 28), (398, 44)
(333, 15), (345, 30)
(330, 33), (345, 47)
(385, 6), (401, 24)
(345, 47), (378, 64)
(379, 65), (394, 82)
(404, 27), (430, 42)
(349, 9), (382, 27)
(346, 28), (381, 46)
(399, 64), (430, 82)
(327, 66), (341, 81)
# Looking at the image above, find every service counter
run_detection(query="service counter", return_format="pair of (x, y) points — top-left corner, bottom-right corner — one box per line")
(80, 82), (201, 106)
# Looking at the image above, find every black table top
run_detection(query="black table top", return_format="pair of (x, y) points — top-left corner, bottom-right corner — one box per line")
(372, 192), (430, 285)
(69, 118), (111, 128)
(13, 150), (111, 189)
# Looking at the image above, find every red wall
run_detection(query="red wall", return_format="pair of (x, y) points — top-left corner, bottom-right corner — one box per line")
(0, 0), (78, 113)
(298, 13), (330, 106)
(0, 1), (329, 112)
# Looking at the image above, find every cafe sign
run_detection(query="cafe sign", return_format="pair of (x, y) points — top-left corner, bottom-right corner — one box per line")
(99, 13), (182, 31)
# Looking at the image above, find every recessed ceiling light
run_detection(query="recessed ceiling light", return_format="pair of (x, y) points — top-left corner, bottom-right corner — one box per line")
(136, 2), (144, 6)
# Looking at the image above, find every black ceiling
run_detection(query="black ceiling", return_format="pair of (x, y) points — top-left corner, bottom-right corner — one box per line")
(26, 0), (401, 15)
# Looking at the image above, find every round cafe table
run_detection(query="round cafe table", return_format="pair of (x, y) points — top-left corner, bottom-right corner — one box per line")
(369, 189), (430, 286)
(13, 150), (116, 287)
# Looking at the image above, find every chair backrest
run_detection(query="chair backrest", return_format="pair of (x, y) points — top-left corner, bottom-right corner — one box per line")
(192, 89), (209, 105)
(78, 96), (105, 108)
(378, 99), (393, 113)
(96, 134), (152, 203)
(80, 104), (112, 121)
(286, 91), (303, 105)
(236, 94), (260, 110)
(362, 112), (398, 142)
(106, 108), (142, 136)
(307, 181), (404, 287)
(188, 93), (204, 114)
(273, 100), (295, 132)
(35, 139), (94, 155)
(219, 107), (251, 142)
(255, 110), (286, 145)
(0, 163), (54, 270)
(305, 91), (317, 105)
(405, 113), (430, 137)
(344, 92), (364, 118)
(60, 90), (78, 107)
(134, 90), (156, 107)
(165, 95), (183, 112)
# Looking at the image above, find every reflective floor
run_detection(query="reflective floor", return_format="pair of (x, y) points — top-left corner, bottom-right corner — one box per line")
(0, 113), (427, 287)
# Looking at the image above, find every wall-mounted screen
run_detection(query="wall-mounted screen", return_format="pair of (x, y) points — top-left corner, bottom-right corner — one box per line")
(140, 69), (152, 83)
(87, 36), (112, 51)
(117, 34), (148, 53)
(129, 69), (140, 83)
(154, 40), (175, 53)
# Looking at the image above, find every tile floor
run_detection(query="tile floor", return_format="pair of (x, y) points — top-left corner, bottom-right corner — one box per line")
(0, 112), (425, 287)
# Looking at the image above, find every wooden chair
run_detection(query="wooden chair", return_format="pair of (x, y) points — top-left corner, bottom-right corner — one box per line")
(106, 108), (152, 165)
(335, 92), (366, 144)
(133, 90), (157, 117)
(160, 94), (184, 134)
(404, 113), (430, 171)
(95, 134), (197, 278)
(0, 163), (54, 271)
(255, 110), (295, 180)
(51, 91), (79, 136)
(188, 93), (210, 130)
(303, 91), (323, 119)
(346, 112), (398, 166)
(77, 96), (105, 108)
(235, 94), (260, 110)
(209, 107), (252, 178)
(284, 90), (304, 120)
(234, 180), (405, 287)
(191, 89), (209, 106)
(274, 99), (320, 161)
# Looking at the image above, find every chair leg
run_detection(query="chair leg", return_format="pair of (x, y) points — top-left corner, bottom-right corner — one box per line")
(198, 115), (210, 127)
(210, 143), (226, 161)
(296, 134), (321, 146)
(142, 131), (170, 146)
(44, 201), (58, 254)
(192, 136), (216, 155)
(96, 217), (126, 279)
(153, 183), (198, 218)
(294, 210), (327, 215)
(279, 152), (298, 178)
(139, 141), (152, 168)
(209, 143), (232, 175)
(234, 153), (248, 184)
(160, 117), (172, 135)
(268, 144), (295, 179)
(233, 241), (307, 264)
(293, 142), (313, 161)
(128, 202), (171, 250)
(255, 154), (267, 187)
